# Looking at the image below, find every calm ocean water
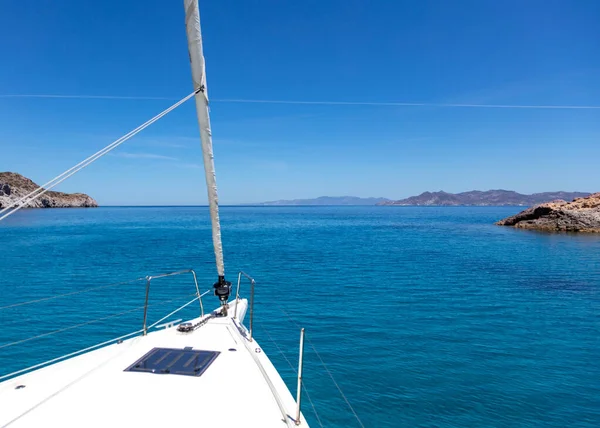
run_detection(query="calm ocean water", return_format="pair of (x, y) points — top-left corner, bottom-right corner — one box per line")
(1, 206), (599, 427)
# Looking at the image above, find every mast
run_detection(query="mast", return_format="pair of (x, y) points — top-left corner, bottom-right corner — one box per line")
(184, 0), (231, 312)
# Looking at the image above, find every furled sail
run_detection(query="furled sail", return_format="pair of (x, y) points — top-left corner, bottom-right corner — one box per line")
(184, 0), (229, 300)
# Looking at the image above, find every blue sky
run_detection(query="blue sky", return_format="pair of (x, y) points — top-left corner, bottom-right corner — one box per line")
(1, 0), (599, 205)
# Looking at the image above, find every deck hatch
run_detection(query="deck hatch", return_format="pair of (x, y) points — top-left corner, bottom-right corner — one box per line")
(124, 347), (220, 377)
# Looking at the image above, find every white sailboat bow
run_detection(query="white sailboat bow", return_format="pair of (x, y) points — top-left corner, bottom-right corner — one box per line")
(0, 1), (310, 426)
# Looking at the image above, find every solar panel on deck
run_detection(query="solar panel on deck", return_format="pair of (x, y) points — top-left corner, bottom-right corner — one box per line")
(124, 347), (220, 377)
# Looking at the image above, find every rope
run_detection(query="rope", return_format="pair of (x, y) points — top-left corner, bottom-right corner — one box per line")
(276, 305), (365, 428)
(0, 292), (197, 350)
(257, 322), (324, 428)
(0, 277), (146, 311)
(0, 90), (199, 222)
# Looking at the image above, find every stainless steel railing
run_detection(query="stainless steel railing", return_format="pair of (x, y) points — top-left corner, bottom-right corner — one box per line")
(142, 269), (204, 335)
(0, 268), (210, 381)
(233, 271), (256, 341)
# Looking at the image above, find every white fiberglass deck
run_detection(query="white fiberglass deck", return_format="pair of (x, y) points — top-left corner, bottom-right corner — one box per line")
(0, 300), (307, 427)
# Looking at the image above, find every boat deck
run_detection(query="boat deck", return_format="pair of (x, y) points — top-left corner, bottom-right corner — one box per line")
(0, 300), (306, 427)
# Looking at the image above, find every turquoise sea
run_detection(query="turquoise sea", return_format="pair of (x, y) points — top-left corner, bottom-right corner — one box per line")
(1, 206), (599, 427)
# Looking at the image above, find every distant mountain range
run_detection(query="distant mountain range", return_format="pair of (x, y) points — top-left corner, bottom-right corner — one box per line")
(256, 191), (591, 206)
(257, 196), (390, 206)
(378, 190), (590, 206)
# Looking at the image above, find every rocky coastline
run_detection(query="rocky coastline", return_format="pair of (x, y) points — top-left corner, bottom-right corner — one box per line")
(496, 193), (600, 232)
(0, 172), (98, 209)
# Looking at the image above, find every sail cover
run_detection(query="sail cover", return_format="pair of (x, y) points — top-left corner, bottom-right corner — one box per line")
(184, 0), (225, 277)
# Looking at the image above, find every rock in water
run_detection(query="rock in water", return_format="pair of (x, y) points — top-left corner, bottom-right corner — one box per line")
(0, 172), (98, 209)
(496, 193), (600, 232)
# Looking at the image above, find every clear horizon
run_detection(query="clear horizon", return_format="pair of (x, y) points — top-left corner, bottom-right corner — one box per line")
(59, 189), (600, 206)
(1, 1), (599, 205)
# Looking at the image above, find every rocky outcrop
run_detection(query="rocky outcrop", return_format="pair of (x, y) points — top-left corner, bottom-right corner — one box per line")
(0, 172), (98, 209)
(495, 193), (600, 232)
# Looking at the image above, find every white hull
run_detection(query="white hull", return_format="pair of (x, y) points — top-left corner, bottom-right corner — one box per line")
(0, 300), (308, 427)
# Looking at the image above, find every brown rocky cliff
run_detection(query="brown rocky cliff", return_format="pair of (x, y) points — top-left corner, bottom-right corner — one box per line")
(0, 172), (98, 209)
(496, 193), (600, 232)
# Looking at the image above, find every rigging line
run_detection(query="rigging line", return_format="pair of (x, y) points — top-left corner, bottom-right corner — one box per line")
(0, 329), (143, 382)
(257, 322), (297, 371)
(146, 289), (211, 331)
(257, 322), (324, 428)
(0, 94), (175, 100)
(212, 98), (600, 109)
(276, 305), (365, 428)
(0, 89), (197, 217)
(0, 103), (172, 219)
(0, 292), (197, 350)
(0, 90), (199, 221)
(301, 380), (324, 428)
(0, 291), (209, 382)
(0, 277), (146, 311)
(3, 94), (600, 109)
